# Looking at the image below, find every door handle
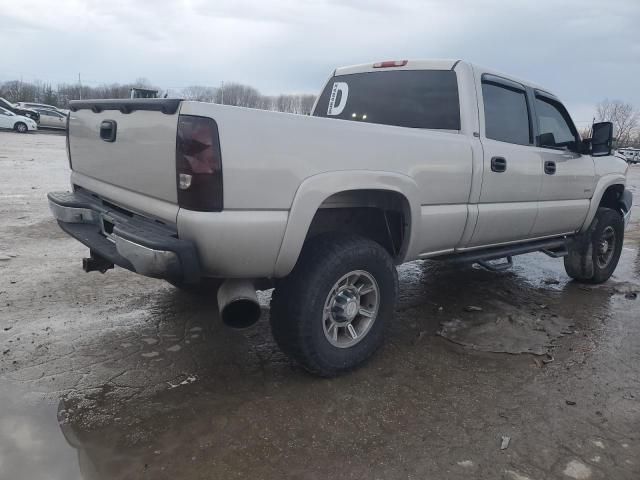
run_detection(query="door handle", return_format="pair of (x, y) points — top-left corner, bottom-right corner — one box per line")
(99, 120), (117, 142)
(544, 160), (556, 175)
(491, 156), (507, 173)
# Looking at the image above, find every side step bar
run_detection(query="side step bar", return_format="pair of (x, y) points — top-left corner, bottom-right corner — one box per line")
(433, 237), (569, 265)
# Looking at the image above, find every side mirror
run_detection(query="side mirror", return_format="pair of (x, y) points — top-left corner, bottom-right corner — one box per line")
(538, 132), (556, 148)
(591, 121), (613, 157)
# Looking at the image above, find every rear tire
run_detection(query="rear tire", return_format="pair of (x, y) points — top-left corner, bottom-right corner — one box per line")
(15, 122), (28, 133)
(270, 233), (398, 377)
(564, 207), (624, 284)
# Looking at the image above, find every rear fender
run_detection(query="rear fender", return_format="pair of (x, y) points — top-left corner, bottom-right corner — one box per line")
(273, 171), (421, 277)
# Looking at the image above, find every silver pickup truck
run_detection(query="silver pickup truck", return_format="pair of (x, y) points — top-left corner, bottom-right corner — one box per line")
(49, 59), (632, 376)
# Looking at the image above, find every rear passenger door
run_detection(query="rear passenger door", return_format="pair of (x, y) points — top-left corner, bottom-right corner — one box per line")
(468, 75), (541, 247)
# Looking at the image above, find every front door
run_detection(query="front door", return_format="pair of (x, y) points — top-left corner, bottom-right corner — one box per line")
(529, 93), (595, 236)
(468, 75), (541, 247)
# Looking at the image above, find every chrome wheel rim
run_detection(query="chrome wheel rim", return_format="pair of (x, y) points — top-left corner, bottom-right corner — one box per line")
(596, 226), (616, 268)
(17, 124), (26, 132)
(323, 270), (380, 348)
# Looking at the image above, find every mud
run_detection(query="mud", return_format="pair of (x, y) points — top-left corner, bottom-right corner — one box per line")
(1, 130), (640, 479)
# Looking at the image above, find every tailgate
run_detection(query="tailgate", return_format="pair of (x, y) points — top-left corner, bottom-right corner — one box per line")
(68, 99), (181, 204)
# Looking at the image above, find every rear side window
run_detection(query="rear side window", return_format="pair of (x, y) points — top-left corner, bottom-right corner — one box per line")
(313, 70), (460, 130)
(482, 82), (531, 145)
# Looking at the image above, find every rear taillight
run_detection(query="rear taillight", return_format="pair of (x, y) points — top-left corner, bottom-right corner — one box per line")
(176, 115), (223, 212)
(65, 114), (72, 169)
(373, 60), (408, 68)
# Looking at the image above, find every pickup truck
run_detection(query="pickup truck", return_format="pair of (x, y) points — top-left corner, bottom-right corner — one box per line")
(48, 59), (632, 376)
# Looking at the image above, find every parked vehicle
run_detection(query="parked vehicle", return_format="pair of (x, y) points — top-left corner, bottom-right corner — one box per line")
(34, 108), (67, 129)
(49, 59), (631, 376)
(618, 148), (640, 164)
(0, 106), (38, 132)
(0, 97), (40, 123)
(16, 102), (69, 115)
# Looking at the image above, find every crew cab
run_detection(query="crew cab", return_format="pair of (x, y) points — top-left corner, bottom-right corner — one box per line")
(48, 59), (632, 376)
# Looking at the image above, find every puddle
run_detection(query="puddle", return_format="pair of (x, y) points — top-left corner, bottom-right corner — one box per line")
(0, 386), (83, 480)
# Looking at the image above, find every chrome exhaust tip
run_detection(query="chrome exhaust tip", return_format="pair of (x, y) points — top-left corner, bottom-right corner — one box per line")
(217, 279), (261, 328)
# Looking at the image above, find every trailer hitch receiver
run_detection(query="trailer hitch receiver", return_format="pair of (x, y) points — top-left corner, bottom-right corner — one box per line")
(82, 252), (114, 273)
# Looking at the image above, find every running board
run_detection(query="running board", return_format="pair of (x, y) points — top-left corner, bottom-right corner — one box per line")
(476, 256), (513, 271)
(433, 237), (569, 265)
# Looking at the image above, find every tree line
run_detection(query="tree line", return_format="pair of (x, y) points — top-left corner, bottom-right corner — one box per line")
(0, 78), (317, 115)
(2, 78), (638, 145)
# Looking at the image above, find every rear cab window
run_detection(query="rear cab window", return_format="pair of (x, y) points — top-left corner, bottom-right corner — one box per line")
(313, 70), (460, 130)
(481, 78), (532, 146)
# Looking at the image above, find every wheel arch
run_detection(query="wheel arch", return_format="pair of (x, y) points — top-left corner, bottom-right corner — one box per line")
(273, 171), (421, 277)
(580, 175), (627, 233)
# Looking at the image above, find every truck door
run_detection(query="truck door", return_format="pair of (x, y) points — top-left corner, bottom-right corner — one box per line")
(468, 75), (541, 247)
(528, 92), (595, 237)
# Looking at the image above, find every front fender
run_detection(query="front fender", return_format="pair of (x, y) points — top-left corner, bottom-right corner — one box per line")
(580, 174), (627, 233)
(273, 170), (421, 277)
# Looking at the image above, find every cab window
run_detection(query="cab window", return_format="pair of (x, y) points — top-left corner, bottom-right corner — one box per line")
(534, 96), (578, 150)
(482, 81), (532, 146)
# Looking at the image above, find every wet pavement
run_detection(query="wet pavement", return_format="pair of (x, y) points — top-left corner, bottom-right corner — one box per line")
(1, 130), (640, 479)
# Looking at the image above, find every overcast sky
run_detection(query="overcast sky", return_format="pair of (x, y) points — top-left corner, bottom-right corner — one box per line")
(2, 0), (639, 125)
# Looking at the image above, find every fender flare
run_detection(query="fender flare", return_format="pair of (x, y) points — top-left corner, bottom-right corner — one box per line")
(273, 170), (421, 277)
(580, 174), (627, 233)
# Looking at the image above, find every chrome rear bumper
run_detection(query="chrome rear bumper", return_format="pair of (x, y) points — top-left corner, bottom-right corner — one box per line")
(48, 190), (200, 283)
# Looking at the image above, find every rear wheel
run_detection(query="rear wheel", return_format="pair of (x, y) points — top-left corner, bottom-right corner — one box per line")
(564, 207), (624, 284)
(270, 233), (398, 377)
(14, 122), (28, 133)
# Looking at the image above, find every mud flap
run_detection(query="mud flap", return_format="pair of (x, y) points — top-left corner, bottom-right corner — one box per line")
(565, 216), (599, 279)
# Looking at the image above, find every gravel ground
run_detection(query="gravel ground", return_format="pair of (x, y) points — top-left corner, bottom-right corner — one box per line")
(1, 130), (639, 480)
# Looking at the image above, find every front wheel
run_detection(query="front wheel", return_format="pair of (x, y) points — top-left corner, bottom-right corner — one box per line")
(564, 207), (624, 284)
(15, 122), (28, 133)
(270, 233), (398, 377)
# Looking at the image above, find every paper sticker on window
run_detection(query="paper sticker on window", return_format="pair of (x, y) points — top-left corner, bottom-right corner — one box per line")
(327, 82), (348, 116)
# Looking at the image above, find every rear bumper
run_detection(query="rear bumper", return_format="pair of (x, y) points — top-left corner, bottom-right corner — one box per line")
(48, 191), (200, 283)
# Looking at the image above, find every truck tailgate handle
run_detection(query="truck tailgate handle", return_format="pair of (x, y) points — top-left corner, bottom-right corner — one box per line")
(544, 160), (556, 175)
(100, 120), (117, 142)
(490, 156), (507, 173)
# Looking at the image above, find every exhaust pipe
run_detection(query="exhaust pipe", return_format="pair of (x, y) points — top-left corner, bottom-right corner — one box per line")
(217, 279), (261, 328)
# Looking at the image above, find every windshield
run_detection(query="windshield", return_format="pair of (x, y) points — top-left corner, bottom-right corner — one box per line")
(313, 69), (460, 130)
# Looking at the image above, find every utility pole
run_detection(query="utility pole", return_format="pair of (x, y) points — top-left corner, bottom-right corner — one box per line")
(220, 81), (224, 105)
(78, 72), (82, 100)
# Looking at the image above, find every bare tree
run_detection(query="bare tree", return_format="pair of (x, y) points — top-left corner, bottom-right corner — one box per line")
(181, 85), (218, 103)
(579, 126), (592, 140)
(596, 99), (639, 147)
(218, 83), (262, 108)
(0, 77), (317, 115)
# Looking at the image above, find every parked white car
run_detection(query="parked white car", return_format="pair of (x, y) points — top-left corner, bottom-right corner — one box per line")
(0, 106), (38, 133)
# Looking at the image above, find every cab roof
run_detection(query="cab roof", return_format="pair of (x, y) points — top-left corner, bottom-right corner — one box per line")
(334, 59), (552, 97)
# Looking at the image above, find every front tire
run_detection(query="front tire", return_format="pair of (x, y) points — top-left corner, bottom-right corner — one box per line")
(564, 207), (624, 284)
(270, 233), (398, 377)
(15, 122), (28, 133)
